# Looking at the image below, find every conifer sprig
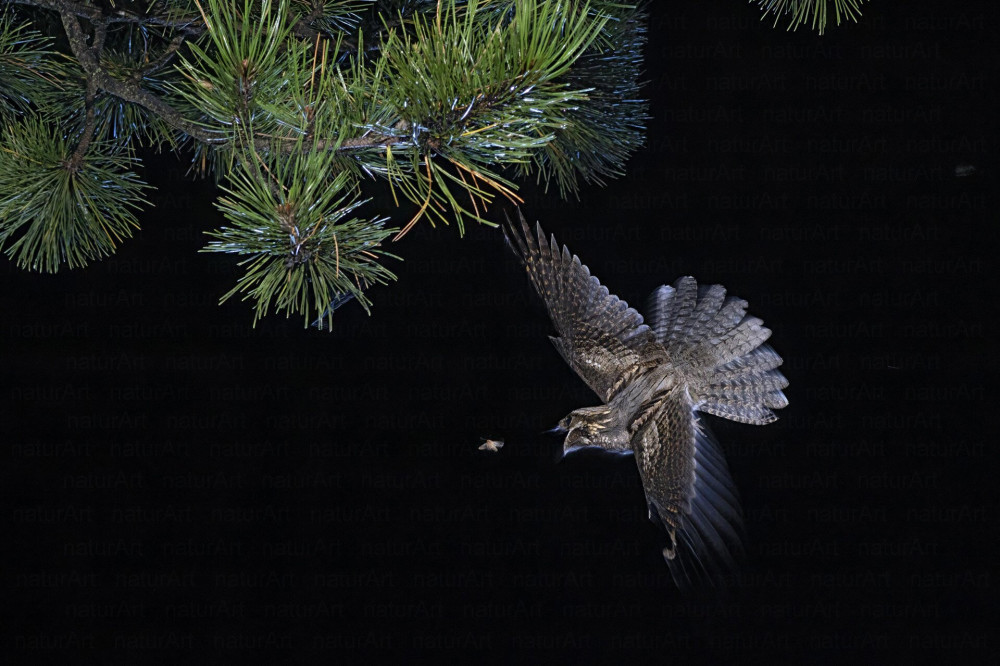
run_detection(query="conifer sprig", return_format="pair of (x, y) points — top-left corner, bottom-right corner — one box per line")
(205, 132), (398, 327)
(0, 116), (150, 272)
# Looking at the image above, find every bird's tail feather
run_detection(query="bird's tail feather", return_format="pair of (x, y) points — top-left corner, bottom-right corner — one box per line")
(647, 277), (788, 425)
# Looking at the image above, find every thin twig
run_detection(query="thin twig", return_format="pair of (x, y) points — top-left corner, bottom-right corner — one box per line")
(140, 32), (189, 76)
(67, 74), (98, 171)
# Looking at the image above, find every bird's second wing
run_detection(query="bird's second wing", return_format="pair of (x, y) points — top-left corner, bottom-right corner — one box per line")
(505, 213), (657, 402)
(632, 387), (746, 590)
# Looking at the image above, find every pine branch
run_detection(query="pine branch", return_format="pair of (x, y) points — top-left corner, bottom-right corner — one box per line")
(140, 32), (190, 76)
(1, 0), (651, 326)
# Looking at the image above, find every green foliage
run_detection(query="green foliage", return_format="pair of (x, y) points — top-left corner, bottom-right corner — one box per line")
(0, 116), (150, 272)
(78, 49), (184, 148)
(0, 0), (871, 325)
(204, 134), (398, 327)
(754, 0), (866, 35)
(0, 0), (654, 325)
(175, 0), (295, 137)
(291, 0), (374, 32)
(162, 0), (650, 322)
(375, 0), (612, 233)
(524, 3), (648, 196)
(0, 11), (72, 122)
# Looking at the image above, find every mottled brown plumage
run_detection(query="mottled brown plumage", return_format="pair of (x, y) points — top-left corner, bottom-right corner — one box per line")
(505, 214), (788, 589)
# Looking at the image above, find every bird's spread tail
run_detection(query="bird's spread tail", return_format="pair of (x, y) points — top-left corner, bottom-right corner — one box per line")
(647, 277), (788, 425)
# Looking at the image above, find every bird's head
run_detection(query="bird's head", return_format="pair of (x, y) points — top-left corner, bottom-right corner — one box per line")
(552, 407), (614, 457)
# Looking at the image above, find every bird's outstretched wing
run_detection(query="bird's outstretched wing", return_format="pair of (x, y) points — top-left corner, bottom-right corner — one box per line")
(632, 387), (746, 590)
(505, 213), (658, 402)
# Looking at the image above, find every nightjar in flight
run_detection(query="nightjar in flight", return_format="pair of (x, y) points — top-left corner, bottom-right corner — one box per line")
(506, 214), (788, 589)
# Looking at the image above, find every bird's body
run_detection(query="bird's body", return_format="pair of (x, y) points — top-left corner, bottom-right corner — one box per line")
(560, 363), (678, 454)
(505, 215), (788, 589)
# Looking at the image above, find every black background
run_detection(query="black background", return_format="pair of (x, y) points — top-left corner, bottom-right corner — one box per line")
(3, 0), (997, 661)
